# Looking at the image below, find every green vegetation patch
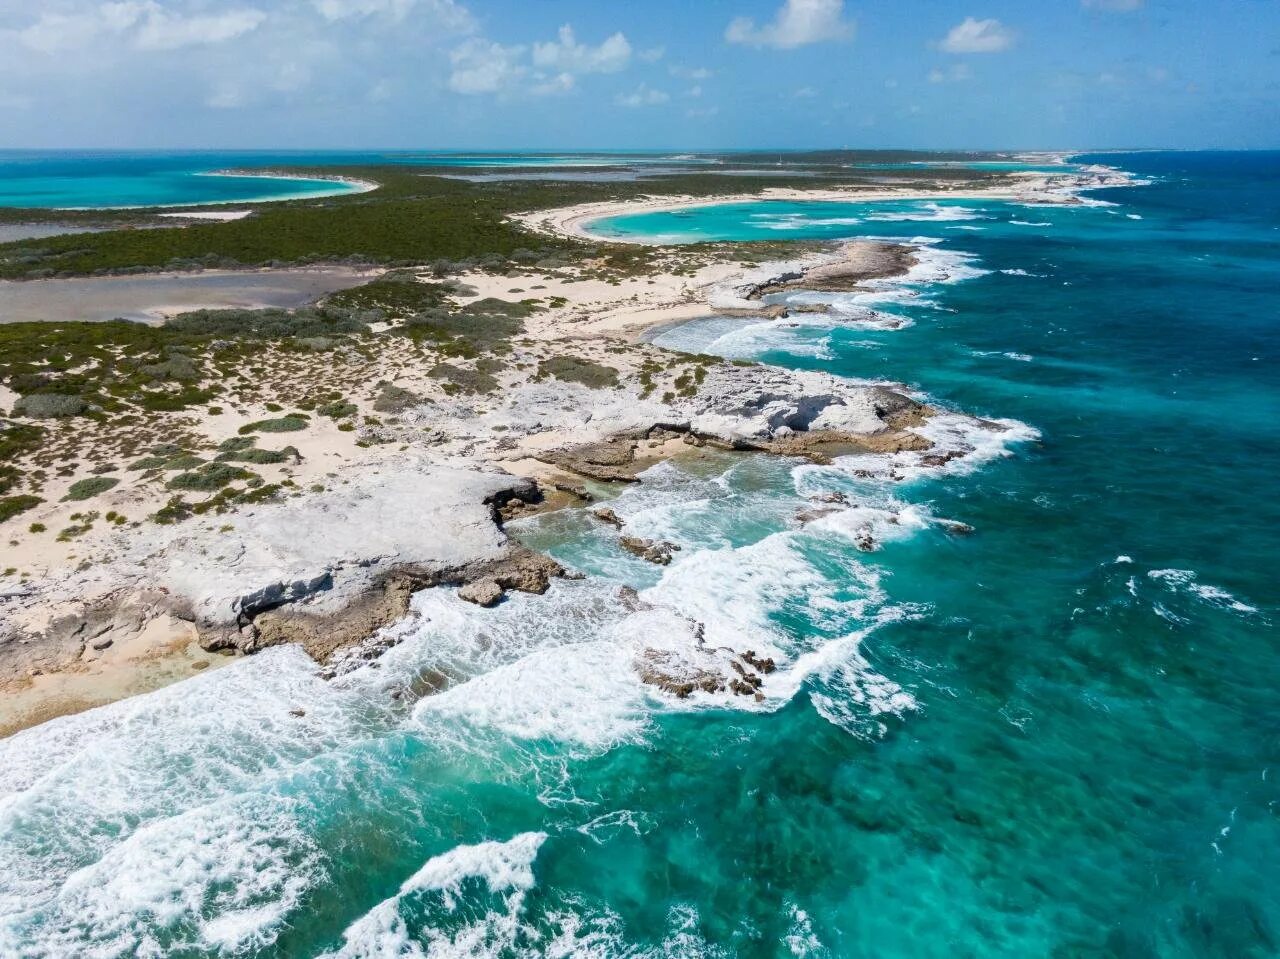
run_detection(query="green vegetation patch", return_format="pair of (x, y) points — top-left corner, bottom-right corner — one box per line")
(238, 416), (309, 435)
(168, 463), (256, 492)
(324, 273), (455, 317)
(215, 446), (299, 465)
(372, 382), (427, 414)
(428, 363), (498, 395)
(538, 355), (620, 389)
(62, 476), (120, 501)
(0, 495), (42, 523)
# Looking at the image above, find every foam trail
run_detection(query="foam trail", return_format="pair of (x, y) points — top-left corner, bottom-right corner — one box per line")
(320, 832), (546, 959)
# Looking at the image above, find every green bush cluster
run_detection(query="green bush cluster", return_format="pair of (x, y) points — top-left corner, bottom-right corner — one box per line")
(537, 355), (620, 389)
(62, 476), (119, 501)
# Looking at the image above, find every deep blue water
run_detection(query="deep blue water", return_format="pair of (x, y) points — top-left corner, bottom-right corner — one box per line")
(0, 152), (1276, 957)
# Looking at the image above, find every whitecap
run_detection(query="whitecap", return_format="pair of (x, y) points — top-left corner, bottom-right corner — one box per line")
(320, 832), (546, 959)
(1147, 569), (1259, 614)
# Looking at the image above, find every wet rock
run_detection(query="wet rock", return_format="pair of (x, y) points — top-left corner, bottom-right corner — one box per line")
(289, 707), (306, 717)
(812, 491), (850, 505)
(938, 519), (975, 536)
(592, 506), (624, 528)
(920, 449), (966, 468)
(853, 529), (877, 552)
(619, 536), (680, 566)
(552, 482), (594, 502)
(635, 648), (726, 699)
(458, 579), (503, 607)
(741, 650), (777, 674)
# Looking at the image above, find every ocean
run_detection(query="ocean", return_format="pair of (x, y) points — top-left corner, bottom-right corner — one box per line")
(1, 151), (1277, 957)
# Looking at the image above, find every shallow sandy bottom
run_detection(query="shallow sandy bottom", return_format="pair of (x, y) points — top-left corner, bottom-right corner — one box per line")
(0, 267), (379, 324)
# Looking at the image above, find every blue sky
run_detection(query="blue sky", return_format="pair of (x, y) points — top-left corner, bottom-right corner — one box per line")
(0, 0), (1276, 149)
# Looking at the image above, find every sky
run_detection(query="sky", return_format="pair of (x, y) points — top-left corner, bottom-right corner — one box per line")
(0, 0), (1277, 150)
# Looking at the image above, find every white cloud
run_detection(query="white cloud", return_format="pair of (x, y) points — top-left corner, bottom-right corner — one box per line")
(448, 37), (525, 94)
(638, 45), (665, 62)
(686, 105), (718, 118)
(531, 71), (575, 96)
(136, 7), (266, 50)
(939, 17), (1014, 54)
(615, 83), (669, 108)
(19, 1), (265, 53)
(670, 65), (711, 80)
(312, 0), (474, 29)
(928, 63), (972, 83)
(532, 25), (630, 74)
(793, 85), (817, 98)
(1082, 0), (1143, 10)
(725, 0), (853, 50)
(449, 23), (636, 97)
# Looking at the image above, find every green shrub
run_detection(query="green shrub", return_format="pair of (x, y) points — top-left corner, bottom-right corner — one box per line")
(238, 416), (308, 435)
(372, 383), (426, 413)
(0, 495), (42, 522)
(62, 476), (119, 501)
(428, 363), (497, 394)
(215, 446), (298, 464)
(168, 463), (255, 492)
(13, 393), (86, 419)
(537, 356), (619, 388)
(318, 400), (358, 419)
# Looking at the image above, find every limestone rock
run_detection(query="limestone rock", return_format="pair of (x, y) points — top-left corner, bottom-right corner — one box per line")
(458, 579), (503, 607)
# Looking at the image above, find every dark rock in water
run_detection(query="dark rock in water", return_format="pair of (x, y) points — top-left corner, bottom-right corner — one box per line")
(289, 707), (306, 717)
(619, 536), (680, 565)
(938, 519), (975, 536)
(921, 449), (967, 467)
(592, 506), (624, 528)
(794, 507), (838, 524)
(635, 648), (726, 698)
(617, 585), (645, 611)
(812, 491), (850, 505)
(742, 650), (777, 674)
(854, 529), (877, 552)
(458, 579), (503, 607)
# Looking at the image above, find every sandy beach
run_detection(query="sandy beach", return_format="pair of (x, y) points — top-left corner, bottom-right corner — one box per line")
(513, 166), (1133, 243)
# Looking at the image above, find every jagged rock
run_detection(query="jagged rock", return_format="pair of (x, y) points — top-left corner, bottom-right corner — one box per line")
(592, 506), (624, 528)
(921, 449), (966, 467)
(742, 650), (777, 674)
(635, 648), (726, 698)
(938, 519), (975, 536)
(619, 536), (680, 565)
(853, 530), (877, 552)
(540, 438), (642, 482)
(458, 579), (504, 607)
(812, 491), (850, 505)
(552, 482), (594, 502)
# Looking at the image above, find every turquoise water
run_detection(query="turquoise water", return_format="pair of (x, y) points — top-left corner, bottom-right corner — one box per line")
(0, 151), (384, 209)
(0, 151), (711, 209)
(1, 152), (1277, 957)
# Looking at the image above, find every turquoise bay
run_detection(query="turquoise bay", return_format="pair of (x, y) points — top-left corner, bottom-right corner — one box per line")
(0, 152), (1276, 957)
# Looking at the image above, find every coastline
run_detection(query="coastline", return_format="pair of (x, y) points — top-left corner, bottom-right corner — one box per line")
(513, 165), (1136, 243)
(0, 162), (1146, 736)
(0, 231), (1006, 736)
(55, 170), (379, 212)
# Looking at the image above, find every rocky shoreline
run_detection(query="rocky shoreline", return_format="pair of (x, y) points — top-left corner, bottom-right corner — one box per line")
(0, 187), (1046, 736)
